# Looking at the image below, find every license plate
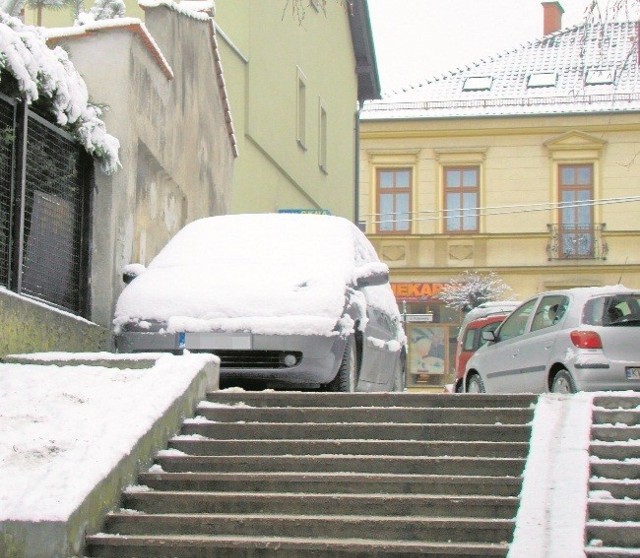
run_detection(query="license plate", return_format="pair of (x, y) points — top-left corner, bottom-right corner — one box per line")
(626, 367), (640, 380)
(185, 332), (252, 350)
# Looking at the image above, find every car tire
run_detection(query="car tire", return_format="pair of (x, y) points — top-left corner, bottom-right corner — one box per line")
(466, 373), (486, 393)
(454, 380), (464, 393)
(327, 336), (358, 392)
(550, 368), (577, 394)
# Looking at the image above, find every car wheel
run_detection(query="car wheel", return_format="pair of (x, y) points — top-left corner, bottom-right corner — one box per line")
(454, 380), (464, 393)
(550, 368), (577, 394)
(466, 373), (486, 393)
(327, 336), (358, 392)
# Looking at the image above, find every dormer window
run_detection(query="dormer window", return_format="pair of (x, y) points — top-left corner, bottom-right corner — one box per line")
(585, 69), (615, 85)
(528, 72), (557, 88)
(462, 76), (493, 91)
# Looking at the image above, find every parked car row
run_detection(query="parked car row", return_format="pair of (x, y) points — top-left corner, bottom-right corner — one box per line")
(460, 286), (640, 394)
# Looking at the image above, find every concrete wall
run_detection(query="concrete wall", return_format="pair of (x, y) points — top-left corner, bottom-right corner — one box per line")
(0, 290), (110, 358)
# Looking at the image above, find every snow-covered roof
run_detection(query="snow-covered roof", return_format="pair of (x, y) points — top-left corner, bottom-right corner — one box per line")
(362, 21), (640, 120)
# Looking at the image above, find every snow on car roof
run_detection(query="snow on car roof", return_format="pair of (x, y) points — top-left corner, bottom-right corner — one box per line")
(114, 213), (399, 337)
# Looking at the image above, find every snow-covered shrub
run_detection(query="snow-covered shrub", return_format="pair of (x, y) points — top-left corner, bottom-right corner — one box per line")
(438, 271), (514, 313)
(76, 0), (125, 25)
(0, 12), (120, 173)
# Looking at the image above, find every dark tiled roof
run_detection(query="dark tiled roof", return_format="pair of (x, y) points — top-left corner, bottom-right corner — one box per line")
(362, 21), (640, 119)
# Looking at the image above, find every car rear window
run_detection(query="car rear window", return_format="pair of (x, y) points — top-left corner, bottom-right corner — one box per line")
(583, 294), (640, 326)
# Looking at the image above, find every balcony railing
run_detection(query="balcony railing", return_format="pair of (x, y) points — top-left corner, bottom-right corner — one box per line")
(546, 223), (608, 261)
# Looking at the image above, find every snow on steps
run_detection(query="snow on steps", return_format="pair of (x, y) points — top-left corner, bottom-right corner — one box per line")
(84, 391), (537, 558)
(586, 395), (640, 558)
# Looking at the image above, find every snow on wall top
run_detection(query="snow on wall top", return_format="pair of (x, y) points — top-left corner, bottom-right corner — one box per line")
(0, 13), (120, 173)
(46, 17), (174, 80)
(362, 21), (640, 120)
(140, 0), (213, 21)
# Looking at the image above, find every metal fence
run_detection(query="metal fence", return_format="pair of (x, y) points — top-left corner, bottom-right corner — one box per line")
(0, 93), (92, 316)
(547, 223), (608, 261)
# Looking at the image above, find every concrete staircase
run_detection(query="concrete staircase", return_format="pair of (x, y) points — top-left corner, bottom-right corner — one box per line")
(85, 392), (537, 558)
(586, 395), (640, 558)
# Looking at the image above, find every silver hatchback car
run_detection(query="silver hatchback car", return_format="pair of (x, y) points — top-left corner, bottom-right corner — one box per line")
(113, 213), (406, 392)
(464, 286), (640, 394)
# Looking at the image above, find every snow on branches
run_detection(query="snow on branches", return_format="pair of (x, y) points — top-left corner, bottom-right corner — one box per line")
(438, 271), (514, 313)
(0, 13), (120, 173)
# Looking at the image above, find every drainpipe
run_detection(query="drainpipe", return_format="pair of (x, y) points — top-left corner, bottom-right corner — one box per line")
(354, 101), (361, 229)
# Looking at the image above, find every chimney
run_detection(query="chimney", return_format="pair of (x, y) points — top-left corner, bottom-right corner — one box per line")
(542, 2), (564, 35)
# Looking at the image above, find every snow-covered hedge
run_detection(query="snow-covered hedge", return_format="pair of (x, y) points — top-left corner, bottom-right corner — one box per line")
(0, 13), (120, 173)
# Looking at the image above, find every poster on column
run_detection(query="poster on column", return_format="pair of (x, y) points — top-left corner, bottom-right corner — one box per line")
(407, 324), (447, 387)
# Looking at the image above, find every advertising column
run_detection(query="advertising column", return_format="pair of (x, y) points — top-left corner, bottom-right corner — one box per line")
(392, 282), (458, 390)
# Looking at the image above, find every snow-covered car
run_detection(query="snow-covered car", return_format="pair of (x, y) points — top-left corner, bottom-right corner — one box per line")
(463, 286), (640, 394)
(113, 213), (406, 392)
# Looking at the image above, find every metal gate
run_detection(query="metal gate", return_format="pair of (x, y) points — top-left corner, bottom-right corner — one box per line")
(0, 93), (92, 316)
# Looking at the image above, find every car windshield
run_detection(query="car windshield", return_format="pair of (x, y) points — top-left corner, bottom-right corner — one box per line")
(583, 294), (640, 326)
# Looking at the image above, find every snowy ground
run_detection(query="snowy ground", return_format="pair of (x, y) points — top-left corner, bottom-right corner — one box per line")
(0, 352), (215, 522)
(0, 357), (638, 557)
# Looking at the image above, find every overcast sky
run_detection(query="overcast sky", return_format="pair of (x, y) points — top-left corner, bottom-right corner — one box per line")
(367, 0), (598, 94)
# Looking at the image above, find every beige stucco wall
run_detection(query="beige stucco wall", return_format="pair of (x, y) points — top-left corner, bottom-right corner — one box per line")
(215, 1), (360, 219)
(54, 7), (235, 329)
(360, 111), (640, 301)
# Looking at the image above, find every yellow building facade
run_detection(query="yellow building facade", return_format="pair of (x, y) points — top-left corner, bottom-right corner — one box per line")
(213, 1), (378, 218)
(361, 112), (640, 298)
(360, 15), (640, 387)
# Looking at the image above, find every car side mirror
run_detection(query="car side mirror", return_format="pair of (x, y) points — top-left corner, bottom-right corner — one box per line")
(354, 262), (390, 288)
(122, 263), (146, 284)
(481, 330), (497, 343)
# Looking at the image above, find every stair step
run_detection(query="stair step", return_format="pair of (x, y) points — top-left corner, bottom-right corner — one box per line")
(586, 521), (640, 547)
(589, 500), (640, 522)
(101, 513), (515, 543)
(591, 426), (640, 443)
(85, 533), (511, 558)
(585, 547), (640, 558)
(136, 471), (524, 496)
(590, 442), (640, 460)
(590, 460), (640, 481)
(593, 409), (640, 427)
(154, 454), (526, 476)
(593, 396), (640, 410)
(590, 479), (640, 500)
(181, 421), (532, 442)
(121, 491), (519, 518)
(168, 438), (530, 458)
(195, 405), (533, 425)
(204, 391), (538, 409)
